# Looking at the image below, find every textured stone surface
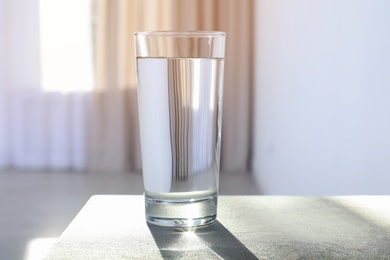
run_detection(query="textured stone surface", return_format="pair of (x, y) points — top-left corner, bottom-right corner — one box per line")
(45, 196), (390, 259)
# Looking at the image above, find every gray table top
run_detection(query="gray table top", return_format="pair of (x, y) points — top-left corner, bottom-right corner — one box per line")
(45, 195), (390, 259)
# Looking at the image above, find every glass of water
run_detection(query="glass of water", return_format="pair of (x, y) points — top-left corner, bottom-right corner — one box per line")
(134, 31), (226, 228)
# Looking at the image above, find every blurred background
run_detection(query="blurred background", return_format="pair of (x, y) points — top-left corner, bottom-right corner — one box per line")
(0, 0), (253, 174)
(1, 0), (390, 259)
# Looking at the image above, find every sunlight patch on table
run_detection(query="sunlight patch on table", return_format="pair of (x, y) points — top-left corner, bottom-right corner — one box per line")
(328, 196), (390, 228)
(24, 237), (58, 260)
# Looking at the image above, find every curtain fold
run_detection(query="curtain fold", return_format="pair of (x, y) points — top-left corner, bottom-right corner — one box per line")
(88, 0), (253, 173)
(87, 0), (141, 172)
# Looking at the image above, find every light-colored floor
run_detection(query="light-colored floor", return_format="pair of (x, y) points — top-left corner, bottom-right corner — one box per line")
(0, 170), (260, 260)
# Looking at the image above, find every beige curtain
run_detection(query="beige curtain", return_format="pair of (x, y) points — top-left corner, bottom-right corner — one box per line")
(88, 0), (253, 173)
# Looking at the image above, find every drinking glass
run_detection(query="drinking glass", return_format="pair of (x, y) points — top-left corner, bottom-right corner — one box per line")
(134, 31), (226, 227)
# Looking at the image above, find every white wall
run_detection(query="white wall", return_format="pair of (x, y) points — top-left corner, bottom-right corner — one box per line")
(253, 0), (390, 195)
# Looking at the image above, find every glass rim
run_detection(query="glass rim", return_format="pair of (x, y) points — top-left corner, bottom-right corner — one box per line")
(134, 30), (226, 38)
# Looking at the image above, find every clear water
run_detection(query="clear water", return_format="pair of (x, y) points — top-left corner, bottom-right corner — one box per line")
(137, 57), (224, 227)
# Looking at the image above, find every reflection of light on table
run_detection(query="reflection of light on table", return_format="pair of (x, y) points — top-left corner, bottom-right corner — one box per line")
(24, 237), (57, 260)
(167, 230), (199, 250)
(161, 229), (220, 258)
(328, 196), (390, 228)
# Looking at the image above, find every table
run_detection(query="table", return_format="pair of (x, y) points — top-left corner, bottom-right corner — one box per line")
(45, 196), (390, 259)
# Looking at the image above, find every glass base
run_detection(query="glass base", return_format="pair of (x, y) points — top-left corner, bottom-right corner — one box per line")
(145, 192), (217, 228)
(146, 215), (216, 228)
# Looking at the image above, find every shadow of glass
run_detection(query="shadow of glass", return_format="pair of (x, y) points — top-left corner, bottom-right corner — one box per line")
(147, 220), (258, 259)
